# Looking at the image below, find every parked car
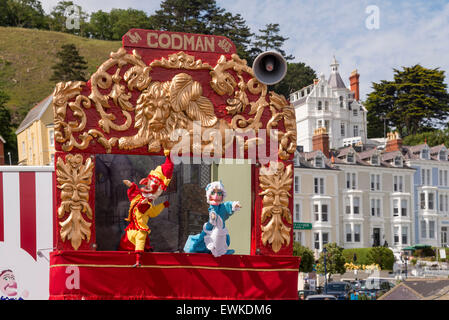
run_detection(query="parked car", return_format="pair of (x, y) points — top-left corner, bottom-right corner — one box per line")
(323, 281), (353, 300)
(306, 294), (337, 300)
(298, 290), (317, 300)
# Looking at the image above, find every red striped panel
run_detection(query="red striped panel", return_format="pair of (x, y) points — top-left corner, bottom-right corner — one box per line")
(0, 172), (3, 242)
(19, 171), (36, 260)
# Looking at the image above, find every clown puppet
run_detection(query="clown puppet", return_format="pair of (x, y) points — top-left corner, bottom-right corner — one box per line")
(118, 150), (174, 267)
(184, 181), (241, 257)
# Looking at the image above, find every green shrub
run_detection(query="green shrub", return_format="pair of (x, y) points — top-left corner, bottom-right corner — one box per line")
(367, 247), (395, 270)
(293, 242), (314, 273)
(342, 248), (372, 265)
(343, 247), (395, 270)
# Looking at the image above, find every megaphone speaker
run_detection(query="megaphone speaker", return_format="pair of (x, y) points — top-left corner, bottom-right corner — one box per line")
(252, 51), (287, 85)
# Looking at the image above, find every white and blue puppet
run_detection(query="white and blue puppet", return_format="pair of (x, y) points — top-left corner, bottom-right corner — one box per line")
(183, 181), (241, 257)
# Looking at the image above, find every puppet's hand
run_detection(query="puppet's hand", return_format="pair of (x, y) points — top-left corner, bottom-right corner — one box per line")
(163, 201), (170, 208)
(232, 201), (242, 211)
(209, 211), (216, 224)
(123, 180), (133, 187)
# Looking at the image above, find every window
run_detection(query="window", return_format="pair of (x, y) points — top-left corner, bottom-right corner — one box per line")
(317, 101), (322, 110)
(420, 193), (426, 209)
(439, 169), (448, 186)
(314, 204), (319, 221)
(347, 153), (355, 163)
(346, 172), (357, 189)
(324, 120), (330, 132)
(394, 227), (400, 245)
(401, 199), (408, 217)
(294, 176), (300, 193)
(353, 108), (358, 117)
(314, 233), (320, 249)
(429, 193), (435, 210)
(295, 203), (301, 221)
(370, 174), (381, 191)
(394, 156), (402, 167)
(346, 224), (352, 242)
(440, 150), (447, 161)
(314, 203), (328, 222)
(339, 96), (344, 108)
(354, 224), (361, 242)
(393, 176), (404, 192)
(345, 197), (351, 214)
(371, 155), (379, 165)
(421, 220), (427, 238)
(340, 122), (345, 137)
(353, 125), (359, 137)
(421, 149), (429, 160)
(49, 129), (54, 147)
(315, 157), (324, 168)
(402, 227), (408, 244)
(393, 199), (399, 217)
(317, 120), (323, 128)
(322, 233), (329, 246)
(314, 177), (324, 194)
(429, 221), (435, 239)
(324, 101), (329, 111)
(422, 168), (431, 185)
(353, 197), (360, 214)
(371, 198), (381, 217)
(322, 204), (328, 222)
(440, 194), (444, 212)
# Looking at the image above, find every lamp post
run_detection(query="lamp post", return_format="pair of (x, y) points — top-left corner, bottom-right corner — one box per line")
(323, 246), (328, 294)
(7, 152), (11, 165)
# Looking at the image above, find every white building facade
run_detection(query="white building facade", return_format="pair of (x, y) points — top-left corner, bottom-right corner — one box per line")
(290, 57), (367, 152)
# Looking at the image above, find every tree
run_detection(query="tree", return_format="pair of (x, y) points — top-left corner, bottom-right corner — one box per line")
(88, 10), (113, 40)
(293, 242), (314, 273)
(50, 43), (88, 82)
(316, 243), (346, 280)
(271, 62), (317, 99)
(0, 89), (17, 164)
(365, 64), (449, 138)
(48, 1), (89, 36)
(367, 247), (395, 270)
(252, 23), (294, 62)
(149, 0), (254, 62)
(6, 0), (49, 29)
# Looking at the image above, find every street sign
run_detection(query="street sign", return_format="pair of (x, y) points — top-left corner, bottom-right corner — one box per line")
(294, 222), (312, 230)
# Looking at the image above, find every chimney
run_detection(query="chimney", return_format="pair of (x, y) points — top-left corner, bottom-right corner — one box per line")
(385, 131), (403, 152)
(349, 69), (360, 101)
(312, 127), (330, 158)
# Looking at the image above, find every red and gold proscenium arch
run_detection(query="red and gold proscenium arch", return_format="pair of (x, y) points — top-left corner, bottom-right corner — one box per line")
(52, 29), (297, 256)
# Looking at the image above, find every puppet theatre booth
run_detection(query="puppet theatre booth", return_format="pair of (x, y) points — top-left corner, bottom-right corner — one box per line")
(49, 29), (300, 300)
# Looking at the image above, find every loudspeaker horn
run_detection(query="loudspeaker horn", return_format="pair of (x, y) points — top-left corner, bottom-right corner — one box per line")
(252, 51), (287, 85)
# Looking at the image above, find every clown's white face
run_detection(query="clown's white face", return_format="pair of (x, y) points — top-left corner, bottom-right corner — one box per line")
(141, 177), (163, 202)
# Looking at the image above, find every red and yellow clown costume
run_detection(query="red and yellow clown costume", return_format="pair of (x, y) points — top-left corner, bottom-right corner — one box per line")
(118, 151), (173, 266)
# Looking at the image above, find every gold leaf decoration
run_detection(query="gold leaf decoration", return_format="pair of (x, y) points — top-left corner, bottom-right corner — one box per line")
(259, 161), (293, 253)
(56, 154), (94, 250)
(150, 51), (212, 70)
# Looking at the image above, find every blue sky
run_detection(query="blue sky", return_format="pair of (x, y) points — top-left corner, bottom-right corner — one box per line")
(40, 0), (449, 100)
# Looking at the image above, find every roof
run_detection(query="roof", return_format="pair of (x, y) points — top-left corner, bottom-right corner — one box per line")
(15, 95), (53, 134)
(380, 279), (449, 300)
(328, 72), (346, 89)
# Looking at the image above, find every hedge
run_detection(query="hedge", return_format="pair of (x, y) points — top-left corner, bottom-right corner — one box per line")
(342, 247), (394, 270)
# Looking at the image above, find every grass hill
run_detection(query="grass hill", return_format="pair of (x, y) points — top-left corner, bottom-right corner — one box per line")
(0, 27), (121, 125)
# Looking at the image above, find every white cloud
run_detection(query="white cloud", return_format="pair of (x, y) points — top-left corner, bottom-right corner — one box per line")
(40, 0), (449, 100)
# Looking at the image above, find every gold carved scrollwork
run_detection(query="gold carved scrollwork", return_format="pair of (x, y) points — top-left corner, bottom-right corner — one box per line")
(52, 48), (296, 159)
(56, 154), (94, 250)
(259, 161), (293, 253)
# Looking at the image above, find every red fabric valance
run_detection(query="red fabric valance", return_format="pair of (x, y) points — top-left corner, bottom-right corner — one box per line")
(50, 251), (300, 300)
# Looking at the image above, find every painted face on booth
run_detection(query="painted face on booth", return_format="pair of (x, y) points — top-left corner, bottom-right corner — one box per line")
(141, 177), (163, 202)
(0, 270), (18, 297)
(209, 189), (224, 206)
